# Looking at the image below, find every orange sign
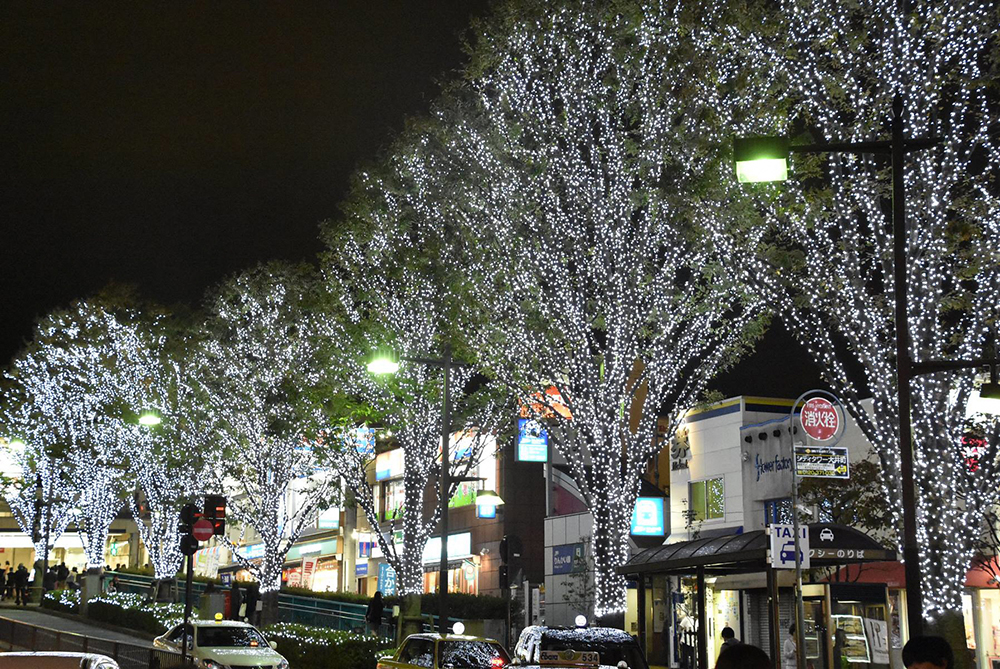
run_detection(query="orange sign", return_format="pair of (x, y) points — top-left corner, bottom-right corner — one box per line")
(519, 386), (572, 420)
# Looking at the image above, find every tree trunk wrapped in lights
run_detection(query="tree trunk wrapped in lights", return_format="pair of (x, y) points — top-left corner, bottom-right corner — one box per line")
(436, 2), (765, 617)
(683, 0), (1000, 640)
(198, 263), (343, 624)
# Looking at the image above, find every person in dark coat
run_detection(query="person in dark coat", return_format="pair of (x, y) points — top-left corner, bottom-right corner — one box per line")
(56, 562), (69, 588)
(42, 567), (57, 592)
(229, 580), (243, 621)
(243, 583), (260, 624)
(0, 567), (6, 601)
(365, 591), (384, 634)
(14, 564), (29, 605)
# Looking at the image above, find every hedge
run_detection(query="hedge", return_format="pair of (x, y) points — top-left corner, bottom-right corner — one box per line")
(85, 592), (186, 634)
(279, 588), (520, 621)
(263, 622), (386, 669)
(41, 589), (80, 614)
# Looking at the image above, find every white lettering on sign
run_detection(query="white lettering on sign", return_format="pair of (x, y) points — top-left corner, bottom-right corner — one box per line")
(800, 397), (840, 441)
(769, 524), (810, 570)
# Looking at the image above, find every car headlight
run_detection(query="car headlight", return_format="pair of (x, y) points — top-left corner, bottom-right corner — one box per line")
(200, 660), (226, 669)
(277, 660), (289, 669)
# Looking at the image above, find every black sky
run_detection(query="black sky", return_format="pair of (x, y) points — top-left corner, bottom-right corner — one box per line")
(0, 2), (826, 399)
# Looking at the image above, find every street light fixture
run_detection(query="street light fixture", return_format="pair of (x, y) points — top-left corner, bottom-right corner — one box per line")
(474, 489), (504, 508)
(734, 94), (999, 640)
(367, 349), (400, 375)
(138, 410), (162, 426)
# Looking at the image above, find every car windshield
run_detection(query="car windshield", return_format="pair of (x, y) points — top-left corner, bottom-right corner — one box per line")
(198, 626), (269, 648)
(439, 640), (511, 669)
(540, 639), (647, 669)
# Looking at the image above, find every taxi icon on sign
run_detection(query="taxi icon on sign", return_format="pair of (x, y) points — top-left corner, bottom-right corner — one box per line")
(820, 528), (834, 542)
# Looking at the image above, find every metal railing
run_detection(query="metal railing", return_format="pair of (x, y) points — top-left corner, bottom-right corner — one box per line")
(0, 614), (190, 669)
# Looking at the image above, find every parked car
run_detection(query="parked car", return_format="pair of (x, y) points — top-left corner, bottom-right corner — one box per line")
(152, 618), (288, 669)
(0, 652), (118, 669)
(377, 632), (511, 669)
(512, 626), (648, 669)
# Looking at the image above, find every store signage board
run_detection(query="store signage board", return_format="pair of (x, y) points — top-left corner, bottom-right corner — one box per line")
(794, 445), (850, 479)
(630, 497), (665, 536)
(517, 418), (548, 462)
(769, 524), (810, 569)
(375, 448), (404, 481)
(422, 532), (473, 564)
(552, 543), (585, 575)
(378, 562), (397, 596)
(355, 562), (368, 577)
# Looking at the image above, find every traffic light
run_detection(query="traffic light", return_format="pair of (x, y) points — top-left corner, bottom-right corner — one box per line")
(499, 534), (522, 589)
(179, 503), (200, 556)
(204, 494), (227, 537)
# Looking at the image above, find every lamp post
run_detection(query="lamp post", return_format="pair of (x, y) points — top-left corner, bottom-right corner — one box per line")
(735, 94), (1000, 638)
(369, 343), (466, 634)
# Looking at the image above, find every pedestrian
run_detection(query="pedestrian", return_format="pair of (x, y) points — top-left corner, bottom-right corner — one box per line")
(3, 561), (11, 600)
(365, 590), (384, 635)
(67, 567), (78, 591)
(0, 566), (6, 601)
(56, 562), (69, 588)
(902, 635), (953, 669)
(106, 574), (120, 593)
(14, 564), (29, 605)
(716, 644), (771, 669)
(833, 628), (849, 669)
(229, 580), (243, 621)
(720, 626), (740, 651)
(244, 583), (260, 625)
(42, 566), (57, 592)
(782, 624), (797, 669)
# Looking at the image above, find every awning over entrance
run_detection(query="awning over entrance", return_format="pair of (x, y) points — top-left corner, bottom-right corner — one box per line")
(618, 523), (895, 576)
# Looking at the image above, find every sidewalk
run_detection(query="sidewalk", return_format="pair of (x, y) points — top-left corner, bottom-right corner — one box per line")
(0, 606), (155, 648)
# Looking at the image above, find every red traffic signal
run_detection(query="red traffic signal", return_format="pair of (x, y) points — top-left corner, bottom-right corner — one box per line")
(204, 494), (226, 537)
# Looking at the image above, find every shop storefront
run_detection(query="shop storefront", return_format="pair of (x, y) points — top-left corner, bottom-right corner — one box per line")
(421, 531), (479, 595)
(281, 537), (342, 592)
(621, 523), (896, 669)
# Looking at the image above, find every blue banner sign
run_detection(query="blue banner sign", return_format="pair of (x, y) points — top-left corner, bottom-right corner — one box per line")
(356, 562), (368, 577)
(378, 562), (397, 596)
(552, 543), (585, 575)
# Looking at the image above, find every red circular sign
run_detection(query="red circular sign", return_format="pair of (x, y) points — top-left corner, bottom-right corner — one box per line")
(192, 518), (215, 542)
(800, 398), (839, 441)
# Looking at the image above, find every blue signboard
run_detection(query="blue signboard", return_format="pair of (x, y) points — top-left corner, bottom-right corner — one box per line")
(378, 562), (398, 596)
(233, 543), (265, 563)
(353, 427), (376, 457)
(552, 543), (585, 575)
(630, 497), (665, 536)
(355, 562), (369, 577)
(517, 418), (548, 462)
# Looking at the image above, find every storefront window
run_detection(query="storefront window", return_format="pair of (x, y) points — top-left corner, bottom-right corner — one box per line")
(423, 561), (479, 595)
(312, 557), (340, 593)
(382, 480), (405, 522)
(690, 477), (724, 521)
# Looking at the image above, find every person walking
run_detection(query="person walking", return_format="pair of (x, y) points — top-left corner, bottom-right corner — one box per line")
(243, 583), (260, 625)
(14, 564), (29, 605)
(365, 590), (384, 635)
(67, 567), (78, 591)
(782, 624), (798, 669)
(720, 626), (740, 651)
(0, 566), (6, 601)
(56, 562), (69, 589)
(42, 566), (57, 593)
(229, 580), (243, 621)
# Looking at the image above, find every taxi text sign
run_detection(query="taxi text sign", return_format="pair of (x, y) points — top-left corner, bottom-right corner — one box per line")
(800, 397), (839, 441)
(794, 445), (850, 479)
(769, 523), (810, 570)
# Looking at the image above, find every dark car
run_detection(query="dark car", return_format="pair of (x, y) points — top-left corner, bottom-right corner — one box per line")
(512, 626), (648, 669)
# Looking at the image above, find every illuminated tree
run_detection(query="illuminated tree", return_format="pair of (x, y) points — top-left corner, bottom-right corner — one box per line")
(682, 0), (1000, 638)
(323, 178), (510, 629)
(436, 2), (766, 617)
(198, 263), (342, 623)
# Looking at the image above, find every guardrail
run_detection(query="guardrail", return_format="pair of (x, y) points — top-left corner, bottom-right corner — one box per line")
(0, 614), (189, 669)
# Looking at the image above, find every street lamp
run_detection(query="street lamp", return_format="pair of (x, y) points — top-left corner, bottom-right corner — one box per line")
(735, 94), (999, 639)
(369, 343), (463, 634)
(138, 409), (162, 426)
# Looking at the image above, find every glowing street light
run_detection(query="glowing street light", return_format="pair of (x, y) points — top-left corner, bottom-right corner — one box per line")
(367, 349), (400, 375)
(733, 136), (790, 183)
(138, 410), (162, 427)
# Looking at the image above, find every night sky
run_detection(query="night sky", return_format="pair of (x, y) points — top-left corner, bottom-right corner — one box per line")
(0, 2), (826, 400)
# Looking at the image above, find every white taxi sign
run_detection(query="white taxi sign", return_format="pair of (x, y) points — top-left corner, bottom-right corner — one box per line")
(538, 649), (600, 666)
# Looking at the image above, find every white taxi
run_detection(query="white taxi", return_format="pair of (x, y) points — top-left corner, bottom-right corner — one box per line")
(153, 618), (288, 669)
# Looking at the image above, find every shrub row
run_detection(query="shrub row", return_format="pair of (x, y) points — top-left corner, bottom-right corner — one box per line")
(263, 622), (386, 669)
(41, 589), (80, 614)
